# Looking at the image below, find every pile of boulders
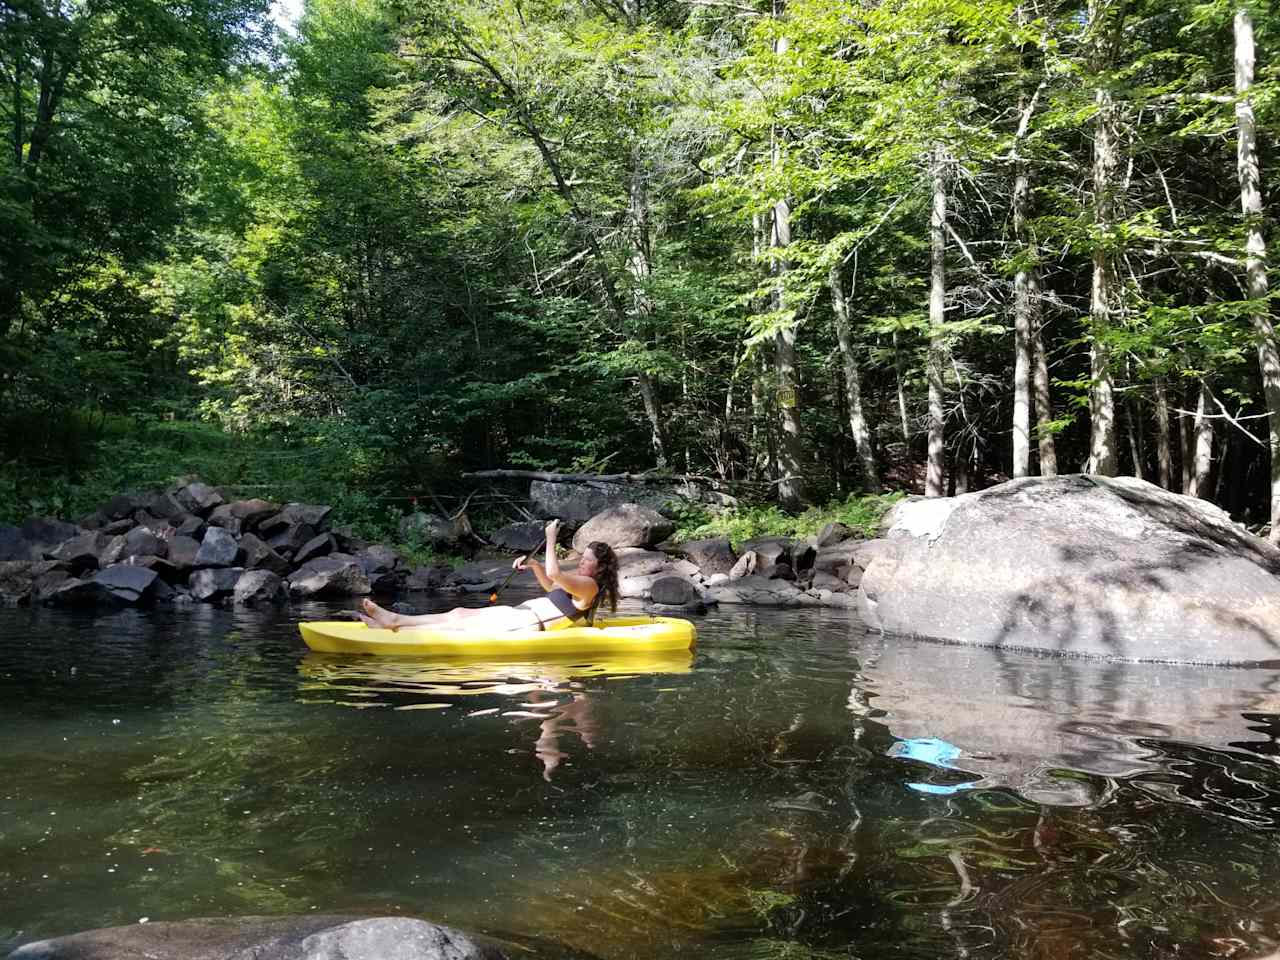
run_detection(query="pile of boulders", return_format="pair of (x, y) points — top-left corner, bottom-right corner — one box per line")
(0, 481), (434, 608)
(490, 501), (882, 612)
(0, 481), (881, 611)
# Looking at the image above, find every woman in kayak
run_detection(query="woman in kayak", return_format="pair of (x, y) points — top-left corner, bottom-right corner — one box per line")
(357, 518), (619, 632)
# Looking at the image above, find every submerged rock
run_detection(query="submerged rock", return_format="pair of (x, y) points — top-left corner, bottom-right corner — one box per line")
(7, 914), (512, 960)
(859, 474), (1280, 664)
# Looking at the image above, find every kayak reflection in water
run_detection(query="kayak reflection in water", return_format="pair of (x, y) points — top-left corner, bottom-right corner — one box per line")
(358, 519), (620, 634)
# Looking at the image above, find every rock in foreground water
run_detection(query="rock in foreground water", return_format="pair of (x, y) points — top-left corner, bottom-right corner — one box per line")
(7, 915), (512, 960)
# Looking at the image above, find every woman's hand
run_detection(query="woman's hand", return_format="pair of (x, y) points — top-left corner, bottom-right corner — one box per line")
(513, 555), (531, 571)
(544, 518), (561, 542)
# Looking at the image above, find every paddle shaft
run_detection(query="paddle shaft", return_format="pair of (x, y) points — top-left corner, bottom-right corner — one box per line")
(490, 536), (547, 603)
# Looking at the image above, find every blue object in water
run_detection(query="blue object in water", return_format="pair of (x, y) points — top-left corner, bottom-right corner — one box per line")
(890, 737), (979, 795)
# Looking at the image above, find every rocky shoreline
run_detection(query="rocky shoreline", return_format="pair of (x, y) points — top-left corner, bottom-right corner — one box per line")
(0, 481), (873, 612)
(7, 473), (1280, 665)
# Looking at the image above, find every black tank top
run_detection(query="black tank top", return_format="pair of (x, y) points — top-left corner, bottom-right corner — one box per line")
(547, 587), (586, 621)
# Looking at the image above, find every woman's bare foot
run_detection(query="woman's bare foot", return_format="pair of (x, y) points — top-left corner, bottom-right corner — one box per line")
(360, 598), (401, 631)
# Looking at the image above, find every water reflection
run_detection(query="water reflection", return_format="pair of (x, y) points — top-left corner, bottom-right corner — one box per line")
(298, 650), (691, 779)
(853, 637), (1280, 807)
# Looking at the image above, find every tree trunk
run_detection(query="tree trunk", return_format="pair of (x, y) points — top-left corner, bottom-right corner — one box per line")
(829, 262), (881, 491)
(1012, 160), (1034, 479)
(1235, 7), (1280, 541)
(1031, 310), (1057, 476)
(1087, 0), (1120, 475)
(893, 330), (911, 443)
(1154, 377), (1173, 489)
(1125, 394), (1145, 480)
(926, 144), (948, 498)
(626, 163), (668, 468)
(1193, 382), (1214, 499)
(1088, 85), (1120, 475)
(1011, 72), (1039, 479)
(770, 23), (805, 510)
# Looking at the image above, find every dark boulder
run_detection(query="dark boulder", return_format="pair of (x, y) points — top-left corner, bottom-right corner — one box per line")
(101, 493), (145, 521)
(194, 527), (239, 568)
(101, 517), (136, 535)
(488, 520), (552, 553)
(762, 562), (795, 581)
(122, 526), (167, 560)
(707, 574), (810, 607)
(94, 564), (160, 604)
(571, 504), (675, 552)
(739, 537), (793, 568)
(672, 537), (737, 576)
(125, 555), (184, 585)
(238, 533), (290, 575)
(46, 533), (104, 574)
(293, 532), (336, 566)
(208, 499), (278, 536)
(859, 474), (1280, 664)
(166, 535), (201, 571)
(45, 577), (111, 606)
(190, 567), (245, 601)
(234, 570), (286, 605)
(7, 914), (512, 960)
(406, 566), (448, 592)
(259, 503), (332, 536)
(0, 561), (60, 604)
(288, 556), (371, 598)
(812, 522), (855, 548)
(172, 481), (225, 516)
(268, 523), (316, 559)
(174, 514), (206, 539)
(144, 491), (187, 521)
(649, 576), (703, 606)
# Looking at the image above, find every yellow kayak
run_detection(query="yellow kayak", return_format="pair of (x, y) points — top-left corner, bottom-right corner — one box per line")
(298, 615), (697, 658)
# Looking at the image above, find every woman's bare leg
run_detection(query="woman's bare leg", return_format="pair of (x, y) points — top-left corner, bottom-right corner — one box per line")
(359, 598), (535, 633)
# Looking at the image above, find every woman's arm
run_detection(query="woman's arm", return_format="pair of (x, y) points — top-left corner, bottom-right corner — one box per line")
(543, 519), (599, 605)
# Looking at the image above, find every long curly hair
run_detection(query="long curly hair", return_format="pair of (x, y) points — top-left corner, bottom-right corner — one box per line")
(586, 540), (619, 614)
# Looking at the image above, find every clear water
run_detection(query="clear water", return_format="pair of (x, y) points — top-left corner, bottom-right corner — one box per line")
(3, 594), (1280, 959)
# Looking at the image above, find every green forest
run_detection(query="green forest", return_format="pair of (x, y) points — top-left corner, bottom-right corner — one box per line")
(4, 0), (1279, 540)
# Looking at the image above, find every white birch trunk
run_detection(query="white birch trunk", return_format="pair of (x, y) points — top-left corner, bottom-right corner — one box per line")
(1032, 309), (1058, 476)
(829, 262), (881, 491)
(1235, 7), (1280, 540)
(1154, 377), (1173, 489)
(927, 144), (948, 498)
(1193, 382), (1215, 499)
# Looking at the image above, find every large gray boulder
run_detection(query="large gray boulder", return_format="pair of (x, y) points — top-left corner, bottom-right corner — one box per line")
(487, 520), (553, 553)
(7, 914), (511, 960)
(208, 499), (278, 536)
(194, 527), (239, 568)
(259, 502), (332, 536)
(672, 537), (737, 576)
(171, 481), (225, 516)
(858, 474), (1280, 664)
(234, 570), (286, 605)
(288, 556), (371, 598)
(190, 567), (245, 601)
(572, 504), (675, 552)
(531, 480), (669, 523)
(707, 574), (811, 607)
(46, 532), (104, 573)
(94, 564), (160, 604)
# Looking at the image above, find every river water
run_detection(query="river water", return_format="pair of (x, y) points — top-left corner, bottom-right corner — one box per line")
(2, 595), (1280, 959)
